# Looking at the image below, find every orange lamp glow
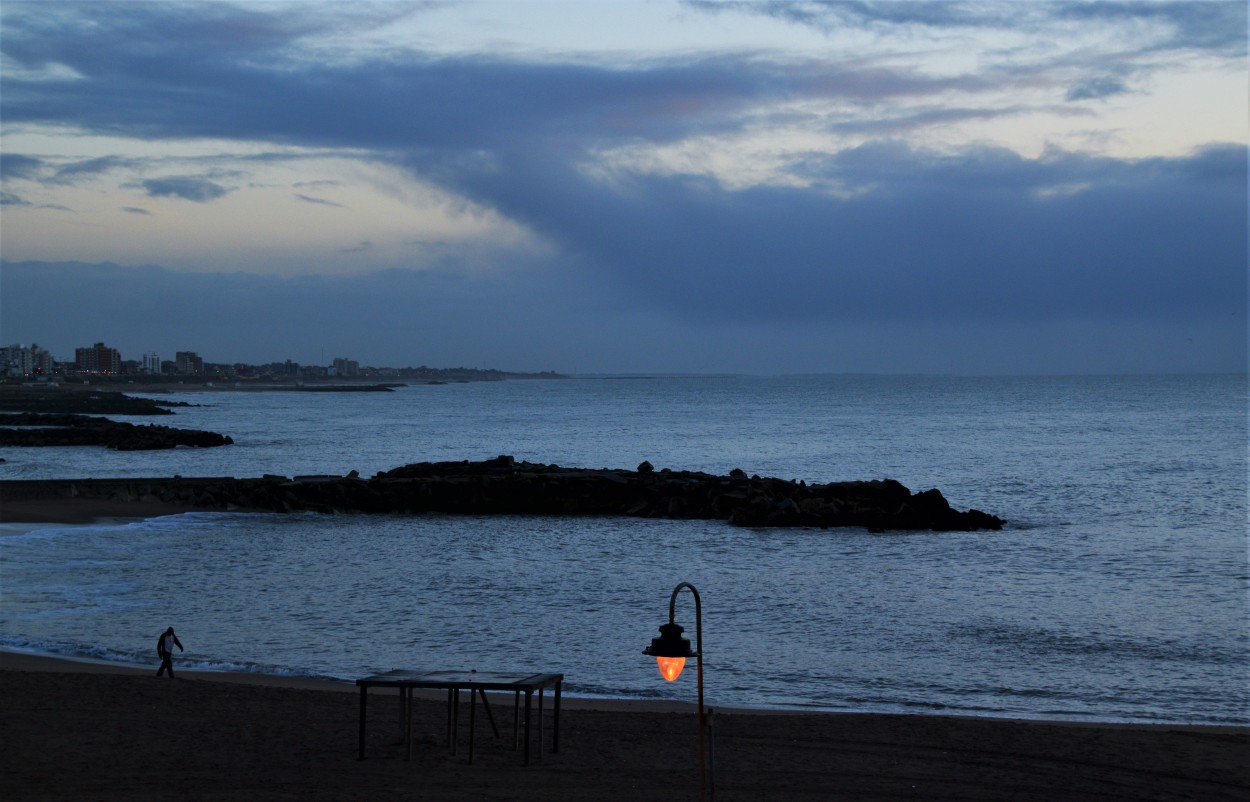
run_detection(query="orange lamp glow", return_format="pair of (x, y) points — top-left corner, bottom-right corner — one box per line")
(656, 655), (686, 682)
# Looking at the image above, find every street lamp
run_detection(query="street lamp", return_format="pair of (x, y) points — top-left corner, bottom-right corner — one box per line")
(643, 581), (709, 800)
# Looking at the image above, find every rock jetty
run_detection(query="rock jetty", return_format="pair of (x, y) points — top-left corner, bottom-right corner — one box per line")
(0, 387), (187, 415)
(0, 413), (233, 450)
(0, 456), (1004, 531)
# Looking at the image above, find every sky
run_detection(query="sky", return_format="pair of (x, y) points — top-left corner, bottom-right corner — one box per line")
(1, 0), (1246, 375)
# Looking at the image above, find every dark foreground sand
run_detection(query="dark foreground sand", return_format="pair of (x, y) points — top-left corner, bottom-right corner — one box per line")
(2, 652), (1247, 802)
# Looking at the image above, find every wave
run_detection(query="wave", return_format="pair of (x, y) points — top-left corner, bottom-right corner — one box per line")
(959, 621), (1249, 666)
(0, 636), (344, 682)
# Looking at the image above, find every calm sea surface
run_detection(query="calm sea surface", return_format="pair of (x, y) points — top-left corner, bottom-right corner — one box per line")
(2, 374), (1246, 724)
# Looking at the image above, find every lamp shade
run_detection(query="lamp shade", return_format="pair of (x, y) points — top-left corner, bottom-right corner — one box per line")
(655, 655), (686, 682)
(644, 622), (697, 682)
(644, 622), (696, 658)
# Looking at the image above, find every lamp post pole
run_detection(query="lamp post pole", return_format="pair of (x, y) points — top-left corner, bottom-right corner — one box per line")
(669, 582), (705, 796)
(645, 581), (708, 800)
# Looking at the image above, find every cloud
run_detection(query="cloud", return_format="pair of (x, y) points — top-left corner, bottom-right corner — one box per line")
(53, 155), (137, 183)
(688, 0), (1026, 32)
(0, 153), (44, 181)
(440, 141), (1245, 334)
(0, 191), (71, 211)
(690, 1), (1247, 102)
(295, 193), (345, 207)
(122, 206), (151, 215)
(1065, 76), (1130, 102)
(141, 177), (230, 202)
(0, 2), (1243, 375)
(1055, 1), (1248, 57)
(0, 2), (1079, 158)
(694, 0), (1248, 57)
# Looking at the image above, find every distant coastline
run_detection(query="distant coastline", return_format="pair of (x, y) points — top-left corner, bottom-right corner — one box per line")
(0, 369), (567, 394)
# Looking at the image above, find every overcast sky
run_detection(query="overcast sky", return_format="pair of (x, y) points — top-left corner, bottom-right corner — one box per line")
(1, 0), (1245, 374)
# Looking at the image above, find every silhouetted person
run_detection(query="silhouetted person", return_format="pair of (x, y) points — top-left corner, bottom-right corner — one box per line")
(155, 627), (184, 678)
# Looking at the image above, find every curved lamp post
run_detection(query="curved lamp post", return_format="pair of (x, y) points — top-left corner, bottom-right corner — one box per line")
(643, 581), (708, 799)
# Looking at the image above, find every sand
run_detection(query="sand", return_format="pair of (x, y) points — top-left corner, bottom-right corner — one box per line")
(2, 651), (1247, 801)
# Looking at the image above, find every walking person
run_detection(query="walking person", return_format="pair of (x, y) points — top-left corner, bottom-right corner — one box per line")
(155, 627), (184, 678)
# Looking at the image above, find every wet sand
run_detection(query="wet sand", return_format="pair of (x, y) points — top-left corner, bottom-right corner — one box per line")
(2, 651), (1246, 801)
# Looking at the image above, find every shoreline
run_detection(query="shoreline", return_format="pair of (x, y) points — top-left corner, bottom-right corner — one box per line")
(3, 649), (1244, 731)
(0, 649), (697, 712)
(3, 651), (1246, 801)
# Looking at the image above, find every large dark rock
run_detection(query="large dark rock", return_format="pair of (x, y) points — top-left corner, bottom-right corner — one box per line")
(0, 457), (1004, 532)
(0, 387), (187, 414)
(0, 413), (232, 450)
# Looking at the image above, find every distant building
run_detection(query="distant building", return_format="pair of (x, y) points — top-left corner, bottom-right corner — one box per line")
(143, 352), (162, 374)
(2, 344), (33, 377)
(175, 351), (204, 375)
(2, 343), (58, 377)
(332, 357), (360, 377)
(75, 342), (121, 374)
(32, 344), (56, 375)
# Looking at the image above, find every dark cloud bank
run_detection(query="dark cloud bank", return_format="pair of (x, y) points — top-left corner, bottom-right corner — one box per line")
(1, 2), (1245, 374)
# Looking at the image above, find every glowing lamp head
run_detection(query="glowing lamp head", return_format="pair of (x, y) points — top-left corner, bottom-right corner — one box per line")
(643, 621), (696, 682)
(655, 655), (686, 682)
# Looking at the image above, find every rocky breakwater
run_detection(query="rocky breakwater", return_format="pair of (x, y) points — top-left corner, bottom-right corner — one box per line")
(7, 456), (1004, 531)
(0, 413), (233, 451)
(0, 387), (188, 415)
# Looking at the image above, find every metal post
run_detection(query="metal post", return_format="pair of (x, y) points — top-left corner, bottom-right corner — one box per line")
(469, 685), (477, 764)
(553, 679), (561, 754)
(667, 582), (707, 802)
(405, 688), (413, 760)
(451, 688), (460, 755)
(479, 689), (501, 738)
(358, 685), (368, 760)
(524, 689), (533, 766)
(707, 707), (716, 801)
(446, 688), (455, 747)
(513, 690), (521, 750)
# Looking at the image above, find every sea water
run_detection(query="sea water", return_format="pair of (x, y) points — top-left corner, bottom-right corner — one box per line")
(1, 374), (1246, 724)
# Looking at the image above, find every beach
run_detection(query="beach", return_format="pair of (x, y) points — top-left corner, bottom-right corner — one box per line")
(2, 650), (1247, 801)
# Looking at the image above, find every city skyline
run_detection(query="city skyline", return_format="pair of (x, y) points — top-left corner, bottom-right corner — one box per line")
(0, 339), (529, 377)
(1, 1), (1246, 375)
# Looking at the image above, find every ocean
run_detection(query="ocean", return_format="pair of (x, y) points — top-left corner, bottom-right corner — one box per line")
(1, 374), (1246, 724)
